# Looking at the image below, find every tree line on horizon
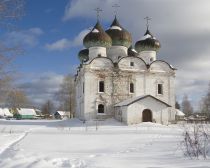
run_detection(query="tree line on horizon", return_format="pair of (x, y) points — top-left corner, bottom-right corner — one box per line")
(176, 82), (210, 118)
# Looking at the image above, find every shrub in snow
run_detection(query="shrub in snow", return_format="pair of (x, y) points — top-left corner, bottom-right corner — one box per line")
(182, 124), (209, 159)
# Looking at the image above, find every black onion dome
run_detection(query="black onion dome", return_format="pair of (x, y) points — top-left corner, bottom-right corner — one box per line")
(78, 49), (89, 63)
(106, 16), (132, 48)
(128, 46), (138, 56)
(135, 29), (161, 53)
(83, 20), (112, 48)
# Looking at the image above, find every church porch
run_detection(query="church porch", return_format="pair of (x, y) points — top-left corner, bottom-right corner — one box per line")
(114, 95), (172, 125)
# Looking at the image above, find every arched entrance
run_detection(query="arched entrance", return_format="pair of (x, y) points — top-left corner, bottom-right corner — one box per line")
(142, 109), (152, 122)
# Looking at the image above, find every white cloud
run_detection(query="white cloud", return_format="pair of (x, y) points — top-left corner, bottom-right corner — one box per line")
(45, 38), (70, 51)
(29, 28), (44, 35)
(63, 0), (210, 33)
(5, 27), (44, 47)
(18, 72), (65, 105)
(45, 29), (89, 51)
(62, 0), (102, 21)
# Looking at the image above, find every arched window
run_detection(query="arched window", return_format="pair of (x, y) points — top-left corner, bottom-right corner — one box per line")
(130, 83), (134, 93)
(98, 104), (104, 113)
(99, 81), (104, 92)
(158, 84), (163, 95)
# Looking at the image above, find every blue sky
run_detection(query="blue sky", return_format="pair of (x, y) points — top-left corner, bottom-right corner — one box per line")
(2, 0), (210, 108)
(13, 0), (81, 74)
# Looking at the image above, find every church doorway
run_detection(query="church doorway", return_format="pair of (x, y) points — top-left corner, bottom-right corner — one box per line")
(98, 104), (104, 114)
(142, 109), (152, 122)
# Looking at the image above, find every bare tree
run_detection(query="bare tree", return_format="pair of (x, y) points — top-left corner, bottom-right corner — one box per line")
(41, 100), (55, 118)
(181, 95), (193, 116)
(0, 0), (25, 22)
(182, 124), (209, 159)
(200, 82), (210, 118)
(6, 89), (29, 110)
(175, 101), (181, 110)
(0, 0), (25, 105)
(55, 75), (75, 118)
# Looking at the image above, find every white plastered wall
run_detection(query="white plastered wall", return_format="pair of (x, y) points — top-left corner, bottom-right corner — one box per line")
(107, 46), (127, 62)
(125, 97), (170, 125)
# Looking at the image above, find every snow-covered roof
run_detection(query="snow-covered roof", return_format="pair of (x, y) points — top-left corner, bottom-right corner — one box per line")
(175, 109), (185, 116)
(110, 25), (122, 31)
(139, 34), (157, 41)
(92, 28), (99, 33)
(0, 108), (13, 117)
(115, 95), (171, 107)
(0, 108), (5, 116)
(35, 109), (41, 112)
(140, 34), (152, 40)
(131, 48), (137, 53)
(17, 108), (36, 115)
(56, 111), (70, 116)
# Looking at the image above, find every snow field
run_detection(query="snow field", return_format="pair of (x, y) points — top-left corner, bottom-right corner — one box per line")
(0, 119), (209, 168)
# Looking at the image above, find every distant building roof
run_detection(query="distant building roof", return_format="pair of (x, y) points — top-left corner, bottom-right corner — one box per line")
(0, 108), (13, 117)
(55, 111), (70, 116)
(17, 108), (36, 115)
(175, 109), (185, 116)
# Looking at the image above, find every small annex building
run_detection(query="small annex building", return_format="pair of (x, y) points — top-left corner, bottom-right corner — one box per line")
(15, 108), (36, 119)
(54, 111), (70, 119)
(114, 95), (171, 125)
(0, 108), (13, 118)
(175, 109), (185, 121)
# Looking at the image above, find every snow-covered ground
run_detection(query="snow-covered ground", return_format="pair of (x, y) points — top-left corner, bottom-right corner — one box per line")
(0, 119), (209, 168)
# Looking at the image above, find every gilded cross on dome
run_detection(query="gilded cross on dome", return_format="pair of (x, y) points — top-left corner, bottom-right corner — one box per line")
(94, 7), (102, 20)
(144, 16), (151, 29)
(112, 4), (120, 16)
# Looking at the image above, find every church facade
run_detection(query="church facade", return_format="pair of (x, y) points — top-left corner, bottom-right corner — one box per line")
(75, 16), (176, 125)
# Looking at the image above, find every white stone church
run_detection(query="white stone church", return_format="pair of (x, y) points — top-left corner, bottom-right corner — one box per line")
(75, 16), (176, 125)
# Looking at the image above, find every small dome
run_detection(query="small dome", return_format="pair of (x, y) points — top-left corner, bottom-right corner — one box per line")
(128, 46), (138, 56)
(83, 21), (112, 48)
(135, 29), (161, 53)
(78, 49), (89, 63)
(106, 16), (132, 48)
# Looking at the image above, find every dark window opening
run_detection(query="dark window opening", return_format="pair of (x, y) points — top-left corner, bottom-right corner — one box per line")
(99, 81), (104, 92)
(158, 84), (163, 94)
(130, 62), (134, 66)
(130, 83), (134, 93)
(98, 104), (104, 113)
(98, 54), (101, 57)
(83, 82), (84, 94)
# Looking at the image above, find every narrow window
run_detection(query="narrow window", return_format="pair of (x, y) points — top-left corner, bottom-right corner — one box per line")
(130, 62), (134, 66)
(99, 81), (104, 92)
(98, 104), (104, 113)
(83, 82), (84, 94)
(158, 84), (163, 95)
(130, 83), (134, 93)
